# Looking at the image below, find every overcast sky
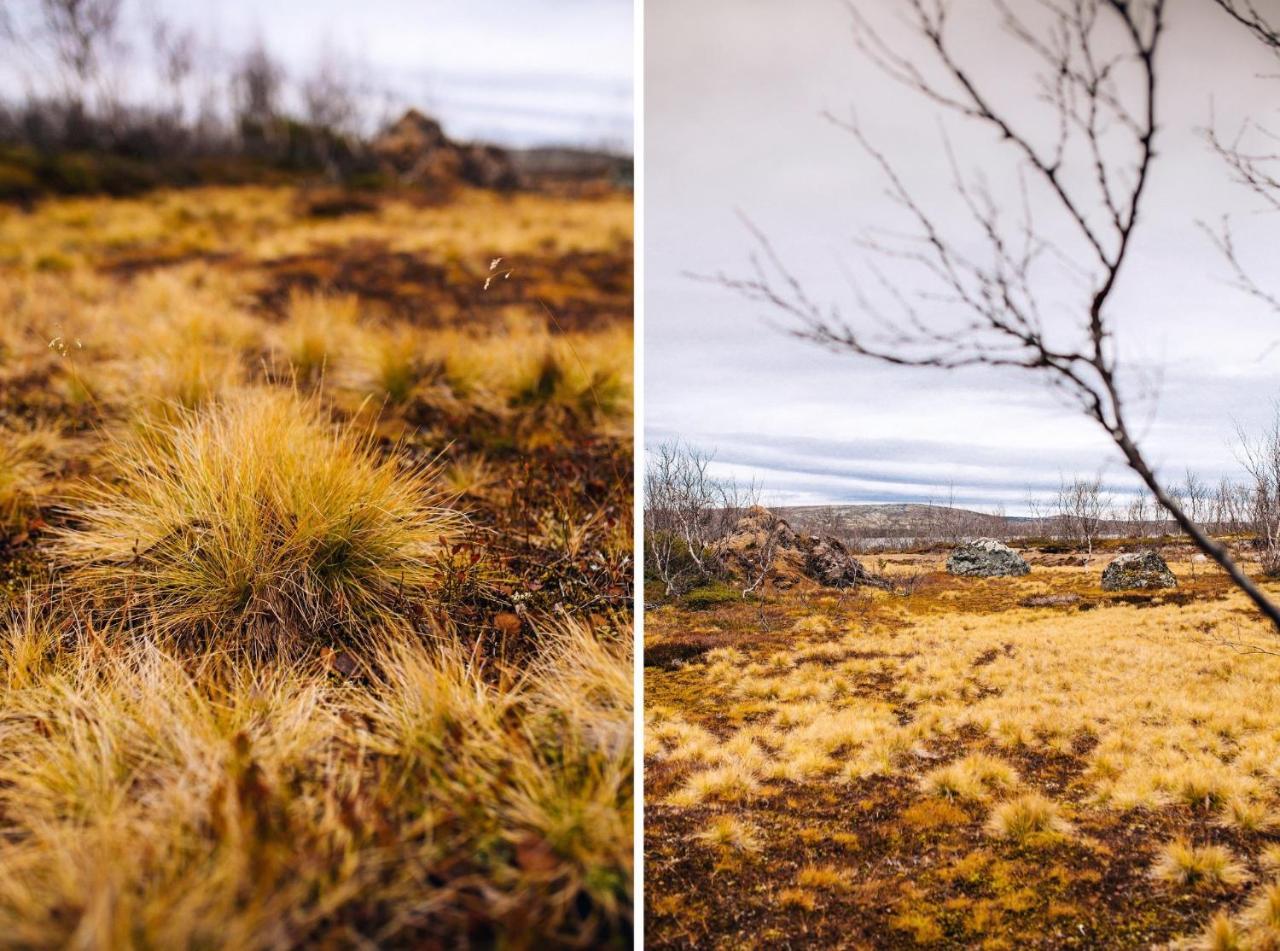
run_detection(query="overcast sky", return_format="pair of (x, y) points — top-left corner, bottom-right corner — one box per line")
(646, 0), (1279, 512)
(2, 0), (632, 149)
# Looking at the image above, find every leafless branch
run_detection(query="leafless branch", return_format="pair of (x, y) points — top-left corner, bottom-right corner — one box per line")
(718, 0), (1280, 632)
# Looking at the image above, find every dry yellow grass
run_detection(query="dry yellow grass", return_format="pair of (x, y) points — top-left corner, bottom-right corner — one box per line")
(0, 186), (632, 271)
(646, 559), (1280, 947)
(0, 182), (633, 945)
(0, 613), (632, 947)
(56, 389), (460, 650)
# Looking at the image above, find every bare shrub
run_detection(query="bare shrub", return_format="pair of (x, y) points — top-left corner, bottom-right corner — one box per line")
(644, 441), (754, 596)
(1238, 407), (1280, 577)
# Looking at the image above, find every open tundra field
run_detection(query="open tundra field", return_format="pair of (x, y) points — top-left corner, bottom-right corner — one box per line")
(0, 184), (633, 947)
(645, 547), (1280, 949)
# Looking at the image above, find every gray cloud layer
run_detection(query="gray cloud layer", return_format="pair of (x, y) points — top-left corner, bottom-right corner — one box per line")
(3, 0), (633, 149)
(645, 0), (1279, 511)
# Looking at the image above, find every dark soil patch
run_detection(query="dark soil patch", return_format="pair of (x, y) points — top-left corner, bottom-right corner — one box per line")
(252, 242), (632, 331)
(645, 638), (719, 670)
(1019, 593), (1084, 609)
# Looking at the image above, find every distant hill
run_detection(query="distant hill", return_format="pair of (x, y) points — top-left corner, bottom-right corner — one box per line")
(778, 503), (1025, 537)
(776, 503), (1146, 548)
(507, 147), (633, 186)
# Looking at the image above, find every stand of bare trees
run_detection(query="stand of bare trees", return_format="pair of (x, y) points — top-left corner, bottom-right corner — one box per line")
(1055, 476), (1108, 556)
(717, 0), (1280, 632)
(0, 0), (388, 198)
(1239, 408), (1280, 577)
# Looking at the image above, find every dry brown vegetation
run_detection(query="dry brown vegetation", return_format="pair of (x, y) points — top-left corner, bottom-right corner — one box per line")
(645, 547), (1280, 949)
(0, 183), (633, 947)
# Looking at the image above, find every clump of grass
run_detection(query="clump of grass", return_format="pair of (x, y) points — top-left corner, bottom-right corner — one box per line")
(0, 599), (58, 691)
(694, 815), (761, 853)
(984, 793), (1073, 845)
(276, 291), (359, 382)
(667, 757), (760, 807)
(1170, 765), (1237, 812)
(796, 864), (851, 890)
(1151, 840), (1249, 890)
(442, 455), (497, 497)
(56, 389), (460, 649)
(115, 273), (260, 412)
(921, 753), (1019, 801)
(1242, 881), (1280, 933)
(1217, 797), (1277, 833)
(791, 614), (834, 634)
(776, 888), (816, 911)
(0, 424), (63, 534)
(353, 321), (437, 404)
(1194, 912), (1249, 951)
(1260, 845), (1280, 872)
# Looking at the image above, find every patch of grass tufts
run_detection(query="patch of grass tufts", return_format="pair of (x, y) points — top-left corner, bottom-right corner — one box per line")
(694, 815), (761, 853)
(0, 424), (64, 535)
(56, 389), (460, 649)
(922, 753), (1019, 802)
(984, 793), (1073, 846)
(1194, 912), (1249, 951)
(1151, 840), (1249, 890)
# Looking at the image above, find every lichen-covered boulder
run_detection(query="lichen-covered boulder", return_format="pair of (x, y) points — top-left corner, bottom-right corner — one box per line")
(1101, 550), (1176, 590)
(946, 538), (1030, 577)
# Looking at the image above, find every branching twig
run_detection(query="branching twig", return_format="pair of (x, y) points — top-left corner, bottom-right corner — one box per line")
(717, 0), (1280, 632)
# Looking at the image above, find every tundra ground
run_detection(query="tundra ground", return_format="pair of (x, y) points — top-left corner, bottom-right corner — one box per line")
(0, 184), (633, 948)
(645, 548), (1280, 949)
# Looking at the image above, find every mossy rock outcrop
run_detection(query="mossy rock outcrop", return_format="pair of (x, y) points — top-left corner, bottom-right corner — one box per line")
(1101, 550), (1176, 590)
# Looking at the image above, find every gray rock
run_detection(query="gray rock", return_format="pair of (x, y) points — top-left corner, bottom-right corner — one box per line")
(946, 538), (1030, 577)
(1101, 550), (1177, 590)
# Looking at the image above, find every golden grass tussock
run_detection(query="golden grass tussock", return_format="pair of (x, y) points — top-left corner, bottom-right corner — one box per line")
(667, 756), (761, 808)
(1217, 797), (1279, 833)
(107, 269), (262, 413)
(0, 423), (65, 534)
(275, 291), (360, 383)
(984, 793), (1073, 846)
(1192, 912), (1251, 951)
(55, 388), (461, 649)
(776, 888), (817, 912)
(791, 613), (836, 635)
(695, 815), (762, 853)
(0, 614), (632, 947)
(1152, 840), (1250, 890)
(1242, 881), (1280, 933)
(922, 753), (1020, 802)
(796, 864), (853, 891)
(1262, 845), (1280, 872)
